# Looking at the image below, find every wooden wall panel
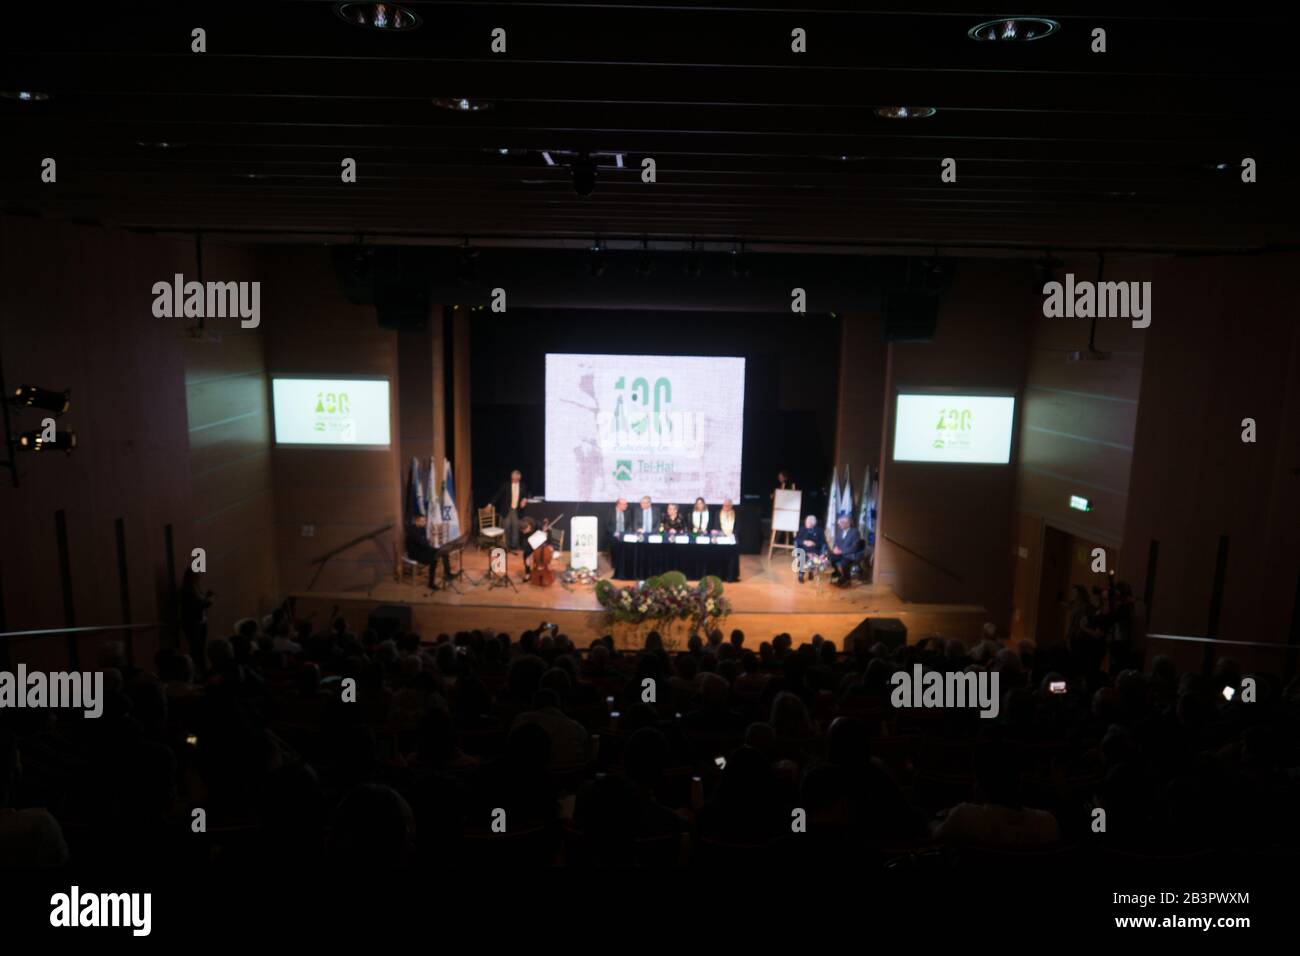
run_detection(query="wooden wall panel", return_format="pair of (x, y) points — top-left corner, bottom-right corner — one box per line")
(1012, 260), (1148, 641)
(1120, 253), (1300, 650)
(875, 261), (1034, 631)
(0, 217), (198, 652)
(180, 241), (279, 641)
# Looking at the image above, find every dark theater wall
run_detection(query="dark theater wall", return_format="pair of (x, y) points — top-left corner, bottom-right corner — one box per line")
(260, 248), (403, 595)
(874, 260), (1036, 631)
(0, 217), (198, 668)
(1119, 253), (1300, 674)
(182, 244), (278, 640)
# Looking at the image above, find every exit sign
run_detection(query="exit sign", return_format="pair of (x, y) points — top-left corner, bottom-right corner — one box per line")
(1069, 495), (1091, 512)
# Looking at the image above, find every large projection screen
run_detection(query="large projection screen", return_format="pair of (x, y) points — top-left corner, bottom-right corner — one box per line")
(545, 353), (744, 503)
(271, 377), (391, 447)
(893, 393), (1015, 464)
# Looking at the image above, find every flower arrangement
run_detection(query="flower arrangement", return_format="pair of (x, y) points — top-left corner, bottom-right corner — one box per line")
(561, 566), (599, 587)
(595, 572), (732, 632)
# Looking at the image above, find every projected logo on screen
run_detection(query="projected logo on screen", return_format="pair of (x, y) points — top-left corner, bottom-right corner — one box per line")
(893, 393), (1015, 464)
(311, 390), (354, 441)
(271, 377), (391, 447)
(546, 354), (744, 503)
(598, 375), (702, 455)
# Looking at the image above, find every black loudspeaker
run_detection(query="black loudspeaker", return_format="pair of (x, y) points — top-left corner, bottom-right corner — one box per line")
(882, 291), (939, 342)
(844, 617), (908, 653)
(368, 604), (412, 640)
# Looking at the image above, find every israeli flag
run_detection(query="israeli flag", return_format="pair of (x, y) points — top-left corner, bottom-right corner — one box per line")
(440, 457), (461, 540)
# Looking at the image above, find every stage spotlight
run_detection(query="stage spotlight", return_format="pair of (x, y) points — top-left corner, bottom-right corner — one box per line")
(635, 240), (653, 277)
(335, 2), (421, 31)
(571, 155), (597, 197)
(684, 241), (702, 279)
(730, 241), (750, 278)
(456, 241), (477, 284)
(1, 90), (50, 102)
(9, 385), (70, 415)
(348, 243), (374, 282)
(17, 428), (76, 453)
(589, 239), (606, 277)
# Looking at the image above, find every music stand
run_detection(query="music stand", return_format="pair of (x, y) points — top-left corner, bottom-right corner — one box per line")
(431, 532), (470, 593)
(482, 545), (518, 592)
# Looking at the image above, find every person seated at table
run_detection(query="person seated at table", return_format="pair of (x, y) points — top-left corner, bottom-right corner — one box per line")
(689, 497), (710, 534)
(660, 502), (686, 534)
(717, 498), (737, 537)
(636, 496), (657, 534)
(405, 515), (451, 589)
(608, 496), (630, 543)
(795, 514), (825, 583)
(828, 512), (864, 585)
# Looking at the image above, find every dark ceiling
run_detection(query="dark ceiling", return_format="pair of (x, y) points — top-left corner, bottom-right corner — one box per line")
(1, 2), (1296, 253)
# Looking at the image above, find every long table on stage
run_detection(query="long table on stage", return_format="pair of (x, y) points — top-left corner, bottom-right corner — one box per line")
(609, 535), (741, 582)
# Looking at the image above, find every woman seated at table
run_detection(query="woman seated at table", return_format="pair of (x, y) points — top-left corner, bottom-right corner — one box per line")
(690, 497), (710, 534)
(717, 498), (737, 537)
(660, 502), (687, 534)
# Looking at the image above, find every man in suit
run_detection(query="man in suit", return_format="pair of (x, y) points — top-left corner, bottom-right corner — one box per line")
(608, 496), (630, 544)
(795, 514), (825, 583)
(636, 496), (657, 534)
(492, 469), (528, 549)
(828, 512), (864, 584)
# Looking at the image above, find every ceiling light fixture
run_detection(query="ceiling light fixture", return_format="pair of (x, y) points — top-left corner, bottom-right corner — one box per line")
(967, 17), (1060, 41)
(335, 2), (421, 31)
(433, 97), (493, 113)
(1, 90), (50, 102)
(875, 106), (937, 120)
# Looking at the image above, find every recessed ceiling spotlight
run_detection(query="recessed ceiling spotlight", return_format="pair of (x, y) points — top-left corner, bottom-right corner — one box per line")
(875, 106), (936, 119)
(829, 154), (866, 162)
(335, 2), (421, 31)
(968, 17), (1060, 41)
(1, 90), (50, 102)
(433, 97), (493, 113)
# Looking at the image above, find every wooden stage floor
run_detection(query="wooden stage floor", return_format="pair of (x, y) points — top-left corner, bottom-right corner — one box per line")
(295, 550), (988, 648)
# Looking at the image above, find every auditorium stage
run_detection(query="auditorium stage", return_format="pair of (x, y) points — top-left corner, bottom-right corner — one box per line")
(294, 550), (988, 648)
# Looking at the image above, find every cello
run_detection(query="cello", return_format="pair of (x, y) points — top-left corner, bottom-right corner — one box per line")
(526, 514), (563, 587)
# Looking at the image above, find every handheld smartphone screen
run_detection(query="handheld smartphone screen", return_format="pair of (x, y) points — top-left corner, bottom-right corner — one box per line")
(1049, 681), (1067, 694)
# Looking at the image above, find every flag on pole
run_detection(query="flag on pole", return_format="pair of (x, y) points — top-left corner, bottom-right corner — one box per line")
(439, 456), (461, 541)
(857, 464), (871, 545)
(825, 466), (840, 545)
(406, 457), (427, 526)
(839, 463), (854, 521)
(865, 467), (879, 566)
